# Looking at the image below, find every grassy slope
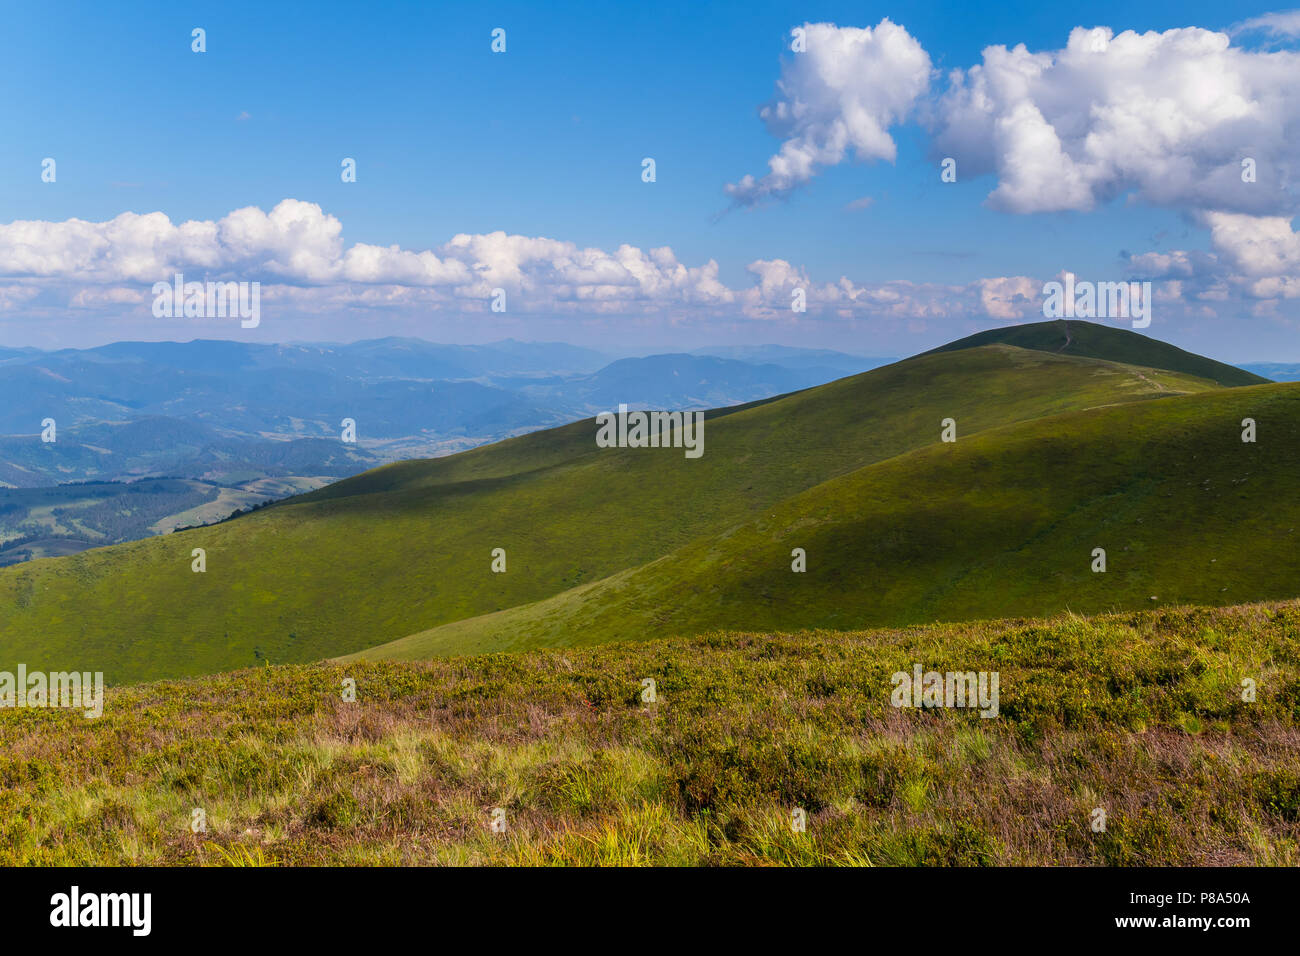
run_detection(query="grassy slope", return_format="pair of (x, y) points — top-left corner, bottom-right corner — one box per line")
(361, 381), (1300, 659)
(0, 346), (1216, 683)
(927, 319), (1269, 387)
(4, 601), (1297, 865)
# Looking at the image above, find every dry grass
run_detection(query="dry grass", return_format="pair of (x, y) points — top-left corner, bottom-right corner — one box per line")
(2, 600), (1298, 866)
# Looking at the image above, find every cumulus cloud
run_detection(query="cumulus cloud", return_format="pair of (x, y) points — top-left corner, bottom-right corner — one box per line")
(1125, 249), (1204, 279)
(932, 26), (1300, 216)
(0, 194), (1293, 335)
(1122, 211), (1300, 309)
(1198, 210), (1300, 276)
(0, 199), (1080, 329)
(729, 20), (1300, 219)
(931, 24), (1300, 311)
(0, 200), (345, 283)
(976, 276), (1041, 320)
(725, 19), (931, 205)
(725, 21), (1300, 313)
(0, 201), (744, 315)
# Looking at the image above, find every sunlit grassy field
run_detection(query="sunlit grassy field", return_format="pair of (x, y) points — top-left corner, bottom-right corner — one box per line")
(3, 600), (1297, 866)
(0, 345), (1258, 683)
(361, 380), (1300, 658)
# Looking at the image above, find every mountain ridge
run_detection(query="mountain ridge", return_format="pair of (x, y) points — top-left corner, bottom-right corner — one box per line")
(926, 319), (1268, 388)
(0, 329), (1239, 683)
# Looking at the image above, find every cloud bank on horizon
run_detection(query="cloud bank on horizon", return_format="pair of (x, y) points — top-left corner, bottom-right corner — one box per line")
(2, 14), (1298, 349)
(0, 197), (1045, 327)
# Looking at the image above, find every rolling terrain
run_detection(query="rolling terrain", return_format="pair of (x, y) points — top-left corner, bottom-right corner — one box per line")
(0, 321), (1263, 683)
(366, 379), (1297, 659)
(0, 338), (878, 488)
(0, 339), (880, 564)
(2, 320), (1298, 872)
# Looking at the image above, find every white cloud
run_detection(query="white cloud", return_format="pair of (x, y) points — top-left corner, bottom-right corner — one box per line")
(68, 286), (148, 309)
(1, 194), (1295, 336)
(933, 26), (1300, 216)
(0, 200), (1082, 328)
(1198, 210), (1300, 276)
(1233, 10), (1300, 38)
(1127, 250), (1202, 278)
(977, 276), (1041, 320)
(0, 202), (737, 314)
(724, 20), (1300, 312)
(341, 243), (471, 286)
(729, 21), (1300, 218)
(725, 19), (931, 205)
(0, 285), (40, 311)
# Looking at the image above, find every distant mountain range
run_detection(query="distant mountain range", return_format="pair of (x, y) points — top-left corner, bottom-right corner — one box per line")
(0, 328), (1274, 570)
(0, 337), (889, 561)
(3, 319), (1295, 684)
(1239, 363), (1300, 382)
(0, 338), (889, 489)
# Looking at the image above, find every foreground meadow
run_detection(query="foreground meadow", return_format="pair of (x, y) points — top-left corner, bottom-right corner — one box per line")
(2, 601), (1297, 866)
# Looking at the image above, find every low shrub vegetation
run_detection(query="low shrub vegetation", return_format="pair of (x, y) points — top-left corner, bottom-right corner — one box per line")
(1, 600), (1296, 866)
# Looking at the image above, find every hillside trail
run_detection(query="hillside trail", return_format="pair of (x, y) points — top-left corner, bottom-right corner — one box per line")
(1056, 322), (1074, 352)
(1131, 369), (1171, 392)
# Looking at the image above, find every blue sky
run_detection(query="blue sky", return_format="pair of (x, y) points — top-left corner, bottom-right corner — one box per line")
(1, 0), (1297, 359)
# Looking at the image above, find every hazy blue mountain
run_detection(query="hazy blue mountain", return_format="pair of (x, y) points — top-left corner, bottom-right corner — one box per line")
(690, 344), (893, 373)
(75, 337), (610, 380)
(0, 338), (908, 491)
(471, 339), (611, 374)
(0, 346), (42, 365)
(1238, 363), (1296, 382)
(547, 354), (839, 410)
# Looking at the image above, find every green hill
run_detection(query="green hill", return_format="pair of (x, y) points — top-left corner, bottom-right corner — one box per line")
(354, 380), (1300, 660)
(927, 319), (1268, 387)
(0, 342), (1224, 683)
